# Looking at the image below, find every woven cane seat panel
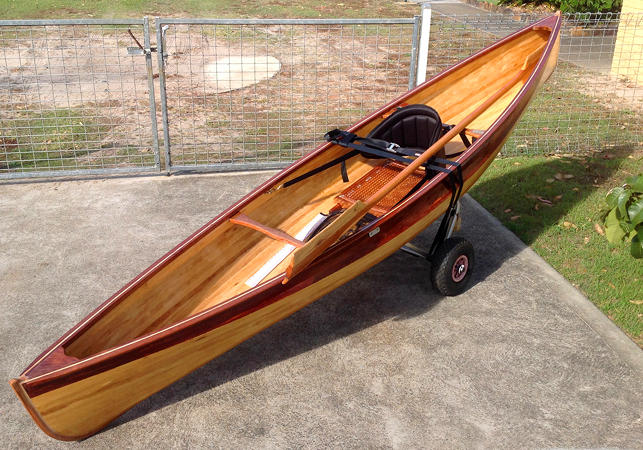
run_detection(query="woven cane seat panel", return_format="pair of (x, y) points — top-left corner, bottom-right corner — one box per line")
(336, 162), (425, 216)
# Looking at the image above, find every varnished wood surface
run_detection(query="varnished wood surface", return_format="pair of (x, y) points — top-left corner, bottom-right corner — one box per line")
(11, 14), (562, 441)
(14, 175), (458, 440)
(230, 213), (304, 247)
(285, 66), (529, 281)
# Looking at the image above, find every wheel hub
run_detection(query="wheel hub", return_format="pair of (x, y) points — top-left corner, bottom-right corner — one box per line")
(451, 255), (468, 282)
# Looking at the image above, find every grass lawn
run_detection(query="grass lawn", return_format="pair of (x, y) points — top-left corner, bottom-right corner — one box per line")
(469, 146), (643, 346)
(0, 0), (417, 19)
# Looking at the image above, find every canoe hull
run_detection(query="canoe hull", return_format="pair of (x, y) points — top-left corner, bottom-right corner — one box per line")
(9, 104), (519, 439)
(11, 14), (561, 440)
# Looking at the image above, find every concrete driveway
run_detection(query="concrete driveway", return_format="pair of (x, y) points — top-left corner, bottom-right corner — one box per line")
(1, 172), (641, 448)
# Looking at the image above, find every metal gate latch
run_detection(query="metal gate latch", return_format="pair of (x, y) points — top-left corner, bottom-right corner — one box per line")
(127, 29), (156, 55)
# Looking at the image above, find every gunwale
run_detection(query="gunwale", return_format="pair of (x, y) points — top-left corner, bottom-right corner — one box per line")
(15, 13), (561, 400)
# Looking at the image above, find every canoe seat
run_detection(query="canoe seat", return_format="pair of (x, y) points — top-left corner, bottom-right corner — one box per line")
(335, 161), (426, 216)
(367, 104), (446, 160)
(368, 104), (484, 158)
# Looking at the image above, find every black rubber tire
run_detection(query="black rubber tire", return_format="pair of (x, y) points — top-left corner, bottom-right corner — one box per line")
(430, 237), (474, 296)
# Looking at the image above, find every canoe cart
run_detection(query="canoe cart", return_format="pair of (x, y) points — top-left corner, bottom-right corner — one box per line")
(11, 14), (562, 441)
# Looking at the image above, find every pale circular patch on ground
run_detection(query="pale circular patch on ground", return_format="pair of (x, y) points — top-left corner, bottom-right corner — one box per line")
(205, 55), (281, 93)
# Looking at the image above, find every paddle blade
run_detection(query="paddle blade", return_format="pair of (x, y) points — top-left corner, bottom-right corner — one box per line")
(283, 200), (367, 283)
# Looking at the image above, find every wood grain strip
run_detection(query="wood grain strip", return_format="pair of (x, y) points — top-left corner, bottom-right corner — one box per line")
(230, 213), (305, 247)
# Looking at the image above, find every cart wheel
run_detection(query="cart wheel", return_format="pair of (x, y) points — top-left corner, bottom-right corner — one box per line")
(431, 237), (474, 296)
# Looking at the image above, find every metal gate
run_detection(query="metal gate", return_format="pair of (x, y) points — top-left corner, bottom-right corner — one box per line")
(0, 18), (160, 179)
(1, 12), (640, 180)
(154, 18), (420, 173)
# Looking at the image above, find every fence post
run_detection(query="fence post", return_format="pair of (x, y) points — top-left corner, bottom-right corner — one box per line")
(143, 17), (161, 171)
(155, 19), (172, 174)
(408, 15), (421, 90)
(416, 2), (432, 86)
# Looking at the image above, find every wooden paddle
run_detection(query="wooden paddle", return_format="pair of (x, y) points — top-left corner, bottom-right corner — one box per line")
(283, 67), (530, 284)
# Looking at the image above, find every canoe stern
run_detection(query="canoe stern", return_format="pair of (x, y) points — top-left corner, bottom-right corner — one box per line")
(10, 377), (80, 442)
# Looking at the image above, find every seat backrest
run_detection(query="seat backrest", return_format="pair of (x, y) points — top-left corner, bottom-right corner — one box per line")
(367, 104), (443, 151)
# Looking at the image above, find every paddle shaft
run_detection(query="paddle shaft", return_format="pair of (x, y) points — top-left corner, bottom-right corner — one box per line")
(365, 68), (526, 209)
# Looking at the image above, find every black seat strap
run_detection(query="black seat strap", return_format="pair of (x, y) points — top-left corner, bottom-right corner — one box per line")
(340, 160), (349, 182)
(326, 129), (419, 162)
(393, 159), (461, 209)
(282, 149), (360, 188)
(281, 129), (452, 190)
(442, 123), (473, 149)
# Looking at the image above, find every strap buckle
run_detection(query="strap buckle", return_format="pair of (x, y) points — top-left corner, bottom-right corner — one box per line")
(386, 142), (400, 152)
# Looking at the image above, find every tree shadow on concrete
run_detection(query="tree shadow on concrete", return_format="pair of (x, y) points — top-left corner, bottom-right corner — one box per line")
(466, 145), (635, 247)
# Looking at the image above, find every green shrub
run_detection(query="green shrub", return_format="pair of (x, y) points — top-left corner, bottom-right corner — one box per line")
(497, 0), (622, 13)
(603, 174), (643, 259)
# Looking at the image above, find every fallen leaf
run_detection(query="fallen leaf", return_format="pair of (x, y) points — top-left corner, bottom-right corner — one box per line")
(534, 204), (540, 211)
(554, 173), (564, 181)
(630, 300), (643, 305)
(609, 282), (616, 289)
(546, 178), (555, 183)
(504, 208), (512, 213)
(572, 187), (580, 192)
(594, 223), (605, 235)
(513, 162), (522, 166)
(584, 236), (590, 244)
(510, 215), (521, 221)
(603, 153), (615, 160)
(562, 221), (577, 229)
(563, 174), (574, 179)
(537, 196), (553, 206)
(554, 195), (563, 201)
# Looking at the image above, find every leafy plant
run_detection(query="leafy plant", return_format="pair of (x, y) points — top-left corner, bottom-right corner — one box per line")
(603, 174), (643, 258)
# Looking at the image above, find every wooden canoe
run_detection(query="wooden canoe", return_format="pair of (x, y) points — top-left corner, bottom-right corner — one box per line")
(10, 14), (561, 441)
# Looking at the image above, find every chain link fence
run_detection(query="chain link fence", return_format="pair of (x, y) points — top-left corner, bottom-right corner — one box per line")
(0, 12), (640, 179)
(0, 18), (159, 179)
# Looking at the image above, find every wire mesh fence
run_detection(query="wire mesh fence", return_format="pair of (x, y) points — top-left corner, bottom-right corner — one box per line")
(0, 12), (640, 179)
(156, 18), (419, 171)
(429, 11), (641, 156)
(0, 19), (159, 179)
